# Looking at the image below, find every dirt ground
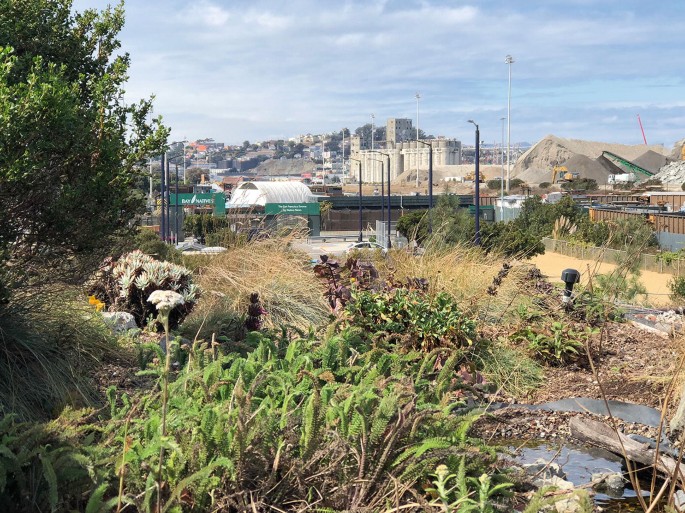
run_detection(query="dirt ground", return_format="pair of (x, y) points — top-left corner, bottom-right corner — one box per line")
(530, 251), (674, 307)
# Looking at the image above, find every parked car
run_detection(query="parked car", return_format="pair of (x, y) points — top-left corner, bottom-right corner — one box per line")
(345, 241), (387, 255)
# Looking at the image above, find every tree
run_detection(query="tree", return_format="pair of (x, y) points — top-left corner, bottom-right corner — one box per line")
(0, 1), (168, 286)
(355, 123), (386, 147)
(186, 167), (205, 184)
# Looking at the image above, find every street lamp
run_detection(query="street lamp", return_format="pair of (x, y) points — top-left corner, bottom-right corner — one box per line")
(415, 139), (433, 232)
(468, 120), (481, 246)
(369, 157), (385, 227)
(371, 150), (392, 249)
(415, 92), (420, 188)
(349, 157), (363, 242)
(505, 54), (514, 193)
(500, 116), (506, 220)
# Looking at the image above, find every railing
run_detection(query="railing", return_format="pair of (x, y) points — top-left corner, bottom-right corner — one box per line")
(542, 237), (685, 276)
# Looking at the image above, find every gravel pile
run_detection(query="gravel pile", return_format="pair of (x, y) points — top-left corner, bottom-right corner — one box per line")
(634, 150), (671, 174)
(512, 134), (671, 183)
(654, 160), (685, 184)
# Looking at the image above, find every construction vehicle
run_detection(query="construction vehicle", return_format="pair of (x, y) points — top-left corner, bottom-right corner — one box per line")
(463, 172), (484, 182)
(551, 165), (579, 183)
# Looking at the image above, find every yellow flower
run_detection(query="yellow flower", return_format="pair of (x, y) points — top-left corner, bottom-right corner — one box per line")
(89, 295), (105, 312)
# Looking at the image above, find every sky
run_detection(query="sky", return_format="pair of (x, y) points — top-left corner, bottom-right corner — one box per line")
(72, 0), (685, 149)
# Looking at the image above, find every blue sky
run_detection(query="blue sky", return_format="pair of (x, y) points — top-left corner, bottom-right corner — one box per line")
(73, 0), (685, 149)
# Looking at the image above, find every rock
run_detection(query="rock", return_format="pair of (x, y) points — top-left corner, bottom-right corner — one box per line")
(534, 475), (574, 491)
(554, 496), (583, 513)
(523, 458), (567, 480)
(102, 311), (138, 334)
(591, 471), (624, 496)
(674, 489), (685, 512)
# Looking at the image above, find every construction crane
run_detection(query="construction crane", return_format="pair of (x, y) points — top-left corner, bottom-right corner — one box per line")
(551, 165), (579, 183)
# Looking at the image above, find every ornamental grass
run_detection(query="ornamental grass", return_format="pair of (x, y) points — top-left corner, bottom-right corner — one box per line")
(192, 236), (330, 331)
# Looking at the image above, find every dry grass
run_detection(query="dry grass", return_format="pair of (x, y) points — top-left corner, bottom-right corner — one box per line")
(193, 236), (330, 331)
(380, 243), (533, 322)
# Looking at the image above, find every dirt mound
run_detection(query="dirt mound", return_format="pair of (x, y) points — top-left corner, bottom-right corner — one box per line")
(633, 150), (671, 174)
(563, 154), (612, 183)
(512, 135), (670, 183)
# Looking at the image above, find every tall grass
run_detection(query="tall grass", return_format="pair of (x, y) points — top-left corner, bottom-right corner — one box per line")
(382, 243), (533, 322)
(191, 236), (330, 331)
(0, 287), (122, 420)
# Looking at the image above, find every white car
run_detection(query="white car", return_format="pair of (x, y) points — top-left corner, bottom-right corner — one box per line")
(345, 241), (387, 255)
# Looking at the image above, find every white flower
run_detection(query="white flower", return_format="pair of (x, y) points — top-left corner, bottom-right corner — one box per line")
(148, 290), (185, 313)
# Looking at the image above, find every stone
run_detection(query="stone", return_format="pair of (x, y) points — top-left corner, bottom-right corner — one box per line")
(674, 490), (685, 512)
(524, 459), (566, 480)
(102, 311), (138, 334)
(533, 475), (574, 491)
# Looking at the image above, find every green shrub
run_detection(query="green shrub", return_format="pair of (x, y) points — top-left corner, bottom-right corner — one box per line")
(512, 322), (584, 365)
(85, 250), (199, 328)
(131, 228), (182, 262)
(539, 182), (551, 189)
(486, 178), (503, 190)
(669, 276), (685, 302)
(343, 288), (477, 351)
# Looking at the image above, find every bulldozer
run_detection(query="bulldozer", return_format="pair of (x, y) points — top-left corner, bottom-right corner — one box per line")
(551, 165), (579, 183)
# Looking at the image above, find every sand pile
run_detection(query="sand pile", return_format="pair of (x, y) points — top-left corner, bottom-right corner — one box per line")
(512, 135), (670, 183)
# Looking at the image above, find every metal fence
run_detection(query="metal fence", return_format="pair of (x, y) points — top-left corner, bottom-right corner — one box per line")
(542, 237), (685, 276)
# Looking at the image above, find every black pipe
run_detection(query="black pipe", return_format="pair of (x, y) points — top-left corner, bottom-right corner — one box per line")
(475, 128), (481, 246)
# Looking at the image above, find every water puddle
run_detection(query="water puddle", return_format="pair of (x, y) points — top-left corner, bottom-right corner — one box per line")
(512, 441), (666, 512)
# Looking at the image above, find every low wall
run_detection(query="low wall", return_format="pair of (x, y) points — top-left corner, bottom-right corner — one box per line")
(542, 237), (685, 276)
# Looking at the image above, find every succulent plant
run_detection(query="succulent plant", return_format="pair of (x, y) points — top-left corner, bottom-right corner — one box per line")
(85, 250), (199, 329)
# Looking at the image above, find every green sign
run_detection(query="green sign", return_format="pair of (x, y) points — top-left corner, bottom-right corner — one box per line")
(265, 203), (320, 215)
(171, 193), (215, 206)
(170, 193), (226, 216)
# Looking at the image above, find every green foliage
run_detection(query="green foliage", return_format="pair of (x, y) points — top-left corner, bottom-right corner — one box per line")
(0, 289), (120, 420)
(396, 210), (430, 244)
(669, 276), (685, 302)
(99, 331), (502, 511)
(85, 250), (199, 328)
(480, 221), (545, 258)
(561, 178), (598, 191)
(343, 288), (477, 351)
(538, 182), (551, 189)
(486, 179), (504, 190)
(130, 228), (183, 263)
(513, 195), (585, 240)
(512, 322), (585, 365)
(0, 409), (110, 512)
(0, 1), (168, 289)
(183, 213), (231, 242)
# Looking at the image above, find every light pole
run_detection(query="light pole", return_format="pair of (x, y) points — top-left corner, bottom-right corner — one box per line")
(341, 128), (345, 182)
(160, 152), (166, 242)
(371, 150), (392, 249)
(468, 120), (481, 246)
(370, 113), (375, 187)
(349, 157), (363, 242)
(505, 54), (514, 193)
(370, 157), (385, 227)
(500, 116), (506, 220)
(415, 92), (420, 188)
(415, 139), (433, 232)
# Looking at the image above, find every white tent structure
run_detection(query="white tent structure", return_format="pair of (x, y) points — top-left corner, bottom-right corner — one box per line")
(228, 181), (317, 208)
